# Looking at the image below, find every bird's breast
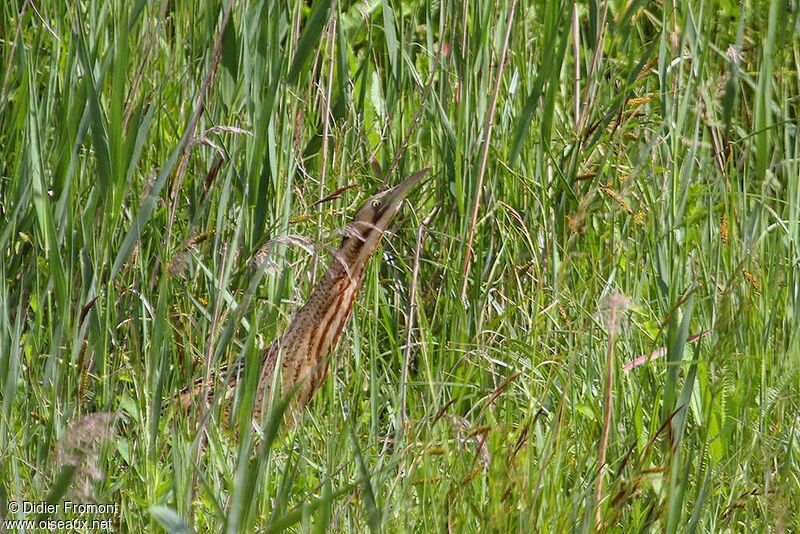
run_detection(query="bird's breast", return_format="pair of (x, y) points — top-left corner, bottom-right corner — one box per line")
(279, 274), (362, 401)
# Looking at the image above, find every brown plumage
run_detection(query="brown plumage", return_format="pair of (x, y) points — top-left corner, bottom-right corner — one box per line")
(181, 168), (428, 422)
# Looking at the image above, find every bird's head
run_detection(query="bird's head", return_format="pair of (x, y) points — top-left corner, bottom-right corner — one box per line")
(337, 168), (429, 271)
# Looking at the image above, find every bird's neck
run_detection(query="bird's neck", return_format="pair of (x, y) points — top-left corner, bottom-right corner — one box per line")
(280, 251), (371, 368)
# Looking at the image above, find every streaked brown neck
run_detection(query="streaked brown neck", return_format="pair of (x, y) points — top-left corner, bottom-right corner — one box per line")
(275, 238), (372, 384)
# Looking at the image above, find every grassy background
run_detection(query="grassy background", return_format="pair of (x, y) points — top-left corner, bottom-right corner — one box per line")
(1, 0), (799, 531)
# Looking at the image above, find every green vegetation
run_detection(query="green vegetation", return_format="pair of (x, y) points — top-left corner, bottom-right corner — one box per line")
(1, 0), (799, 531)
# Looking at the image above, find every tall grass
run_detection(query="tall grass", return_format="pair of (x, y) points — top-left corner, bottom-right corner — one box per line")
(1, 0), (799, 531)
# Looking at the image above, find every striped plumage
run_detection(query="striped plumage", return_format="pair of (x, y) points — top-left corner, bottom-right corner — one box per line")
(252, 241), (369, 418)
(182, 168), (428, 422)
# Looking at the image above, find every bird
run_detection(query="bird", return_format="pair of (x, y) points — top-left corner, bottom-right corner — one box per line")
(180, 168), (429, 423)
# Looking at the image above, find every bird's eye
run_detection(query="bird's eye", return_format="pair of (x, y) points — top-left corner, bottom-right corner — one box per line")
(371, 200), (382, 210)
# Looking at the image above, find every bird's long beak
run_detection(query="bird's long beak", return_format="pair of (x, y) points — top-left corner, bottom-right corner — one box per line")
(382, 168), (430, 212)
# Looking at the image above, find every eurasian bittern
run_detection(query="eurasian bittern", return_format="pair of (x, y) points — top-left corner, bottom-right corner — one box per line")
(181, 168), (429, 421)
